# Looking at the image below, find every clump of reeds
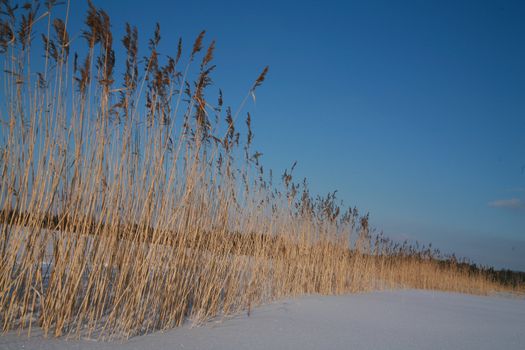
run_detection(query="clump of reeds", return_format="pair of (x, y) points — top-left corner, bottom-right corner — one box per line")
(0, 0), (521, 340)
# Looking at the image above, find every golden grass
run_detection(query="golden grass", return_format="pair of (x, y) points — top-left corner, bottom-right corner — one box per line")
(0, 0), (521, 339)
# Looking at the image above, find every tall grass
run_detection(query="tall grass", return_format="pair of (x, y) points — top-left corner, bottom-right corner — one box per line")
(0, 0), (519, 339)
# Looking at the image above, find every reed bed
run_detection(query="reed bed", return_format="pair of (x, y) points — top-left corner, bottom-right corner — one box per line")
(0, 0), (520, 339)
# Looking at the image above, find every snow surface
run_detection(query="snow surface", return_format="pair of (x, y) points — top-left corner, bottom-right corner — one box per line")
(1, 290), (524, 350)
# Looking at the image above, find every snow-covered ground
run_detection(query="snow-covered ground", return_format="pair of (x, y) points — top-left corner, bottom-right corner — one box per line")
(1, 290), (524, 350)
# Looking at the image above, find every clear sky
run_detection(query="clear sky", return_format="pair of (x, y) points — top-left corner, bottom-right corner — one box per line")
(66, 0), (525, 270)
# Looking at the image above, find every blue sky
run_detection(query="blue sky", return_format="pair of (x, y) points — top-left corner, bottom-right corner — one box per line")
(66, 0), (525, 270)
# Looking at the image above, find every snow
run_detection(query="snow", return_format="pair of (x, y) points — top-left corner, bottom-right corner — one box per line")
(1, 290), (524, 350)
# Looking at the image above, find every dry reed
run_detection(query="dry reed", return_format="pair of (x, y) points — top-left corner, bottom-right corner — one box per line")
(0, 0), (521, 340)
